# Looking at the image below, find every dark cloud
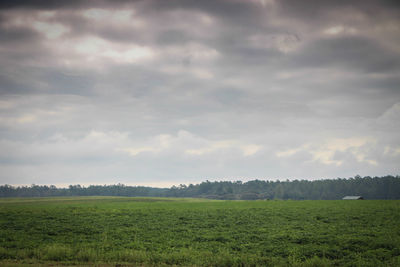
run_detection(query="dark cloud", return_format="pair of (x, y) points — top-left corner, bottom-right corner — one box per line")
(149, 0), (259, 20)
(277, 0), (400, 20)
(0, 0), (91, 10)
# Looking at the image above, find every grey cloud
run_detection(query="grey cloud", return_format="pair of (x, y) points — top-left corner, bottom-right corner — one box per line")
(156, 30), (191, 46)
(0, 0), (399, 186)
(40, 70), (97, 95)
(290, 36), (400, 73)
(0, 73), (30, 95)
(0, 66), (96, 95)
(0, 25), (39, 44)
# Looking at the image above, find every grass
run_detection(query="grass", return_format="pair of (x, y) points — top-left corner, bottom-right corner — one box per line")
(0, 197), (399, 266)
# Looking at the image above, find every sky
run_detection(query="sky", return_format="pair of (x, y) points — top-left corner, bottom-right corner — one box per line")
(0, 0), (399, 187)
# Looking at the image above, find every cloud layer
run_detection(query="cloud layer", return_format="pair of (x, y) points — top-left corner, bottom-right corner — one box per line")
(0, 0), (399, 186)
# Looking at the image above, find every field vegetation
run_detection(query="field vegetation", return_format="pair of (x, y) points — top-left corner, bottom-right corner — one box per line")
(0, 197), (399, 266)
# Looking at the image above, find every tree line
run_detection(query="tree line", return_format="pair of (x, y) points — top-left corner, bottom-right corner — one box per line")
(1, 175), (399, 199)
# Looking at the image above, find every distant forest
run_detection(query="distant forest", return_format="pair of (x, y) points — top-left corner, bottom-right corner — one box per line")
(1, 175), (399, 200)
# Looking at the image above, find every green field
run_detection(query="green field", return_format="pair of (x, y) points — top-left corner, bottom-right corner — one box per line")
(0, 197), (399, 266)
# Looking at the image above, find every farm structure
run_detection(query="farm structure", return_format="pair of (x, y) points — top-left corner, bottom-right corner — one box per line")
(342, 196), (364, 200)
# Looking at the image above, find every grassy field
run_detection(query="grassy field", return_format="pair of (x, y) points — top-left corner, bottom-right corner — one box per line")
(0, 197), (399, 266)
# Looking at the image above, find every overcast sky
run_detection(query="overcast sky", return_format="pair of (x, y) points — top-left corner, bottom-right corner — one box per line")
(0, 0), (399, 187)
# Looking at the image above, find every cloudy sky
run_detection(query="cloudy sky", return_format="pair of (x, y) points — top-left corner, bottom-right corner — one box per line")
(0, 0), (399, 187)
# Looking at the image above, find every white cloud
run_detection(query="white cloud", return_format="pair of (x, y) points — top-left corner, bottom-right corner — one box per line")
(276, 146), (305, 158)
(15, 114), (36, 124)
(191, 69), (214, 79)
(185, 140), (234, 155)
(164, 42), (219, 61)
(310, 137), (377, 166)
(384, 146), (400, 157)
(119, 134), (172, 156)
(83, 9), (132, 22)
(241, 144), (261, 156)
(5, 11), (69, 39)
(38, 11), (56, 19)
(245, 0), (275, 7)
(118, 130), (261, 157)
(44, 36), (157, 68)
(33, 21), (69, 39)
(323, 25), (357, 35)
(379, 102), (400, 121)
(81, 8), (144, 28)
(160, 65), (214, 79)
(276, 137), (378, 166)
(73, 37), (155, 64)
(199, 14), (214, 25)
(249, 34), (300, 53)
(121, 147), (158, 156)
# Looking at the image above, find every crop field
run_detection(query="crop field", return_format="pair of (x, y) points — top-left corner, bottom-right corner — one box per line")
(0, 197), (399, 266)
